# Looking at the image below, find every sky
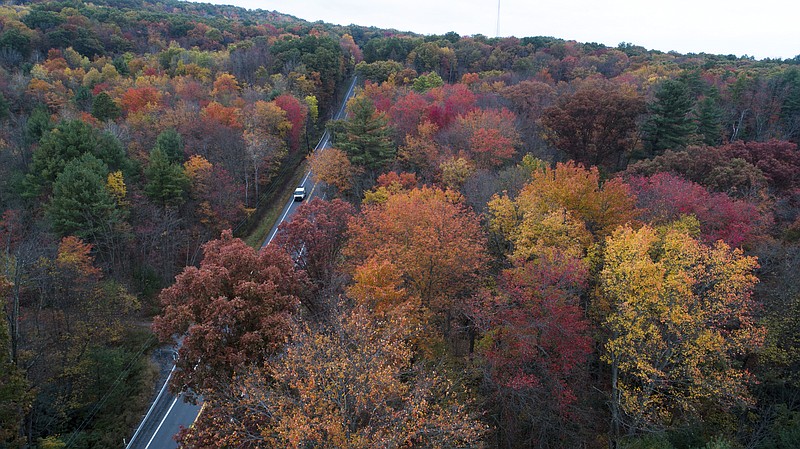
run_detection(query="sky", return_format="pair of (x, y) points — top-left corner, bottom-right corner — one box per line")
(196, 0), (800, 60)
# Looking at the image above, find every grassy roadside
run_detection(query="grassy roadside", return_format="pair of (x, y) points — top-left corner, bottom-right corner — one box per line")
(240, 156), (309, 249)
(238, 75), (355, 249)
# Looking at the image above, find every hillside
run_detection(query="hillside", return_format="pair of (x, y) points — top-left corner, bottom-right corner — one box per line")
(1, 1), (799, 448)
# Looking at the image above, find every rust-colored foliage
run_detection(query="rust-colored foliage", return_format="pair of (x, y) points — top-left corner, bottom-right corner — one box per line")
(541, 79), (645, 170)
(307, 147), (355, 193)
(120, 86), (162, 115)
(180, 305), (486, 449)
(153, 230), (305, 394)
(274, 198), (354, 300)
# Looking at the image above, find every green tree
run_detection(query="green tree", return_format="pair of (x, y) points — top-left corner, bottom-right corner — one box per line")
(695, 94), (724, 146)
(642, 79), (697, 155)
(153, 128), (184, 163)
(24, 105), (52, 147)
(24, 120), (126, 197)
(90, 92), (121, 122)
(332, 96), (395, 172)
(0, 93), (9, 122)
(144, 147), (189, 207)
(47, 154), (122, 240)
(412, 71), (444, 92)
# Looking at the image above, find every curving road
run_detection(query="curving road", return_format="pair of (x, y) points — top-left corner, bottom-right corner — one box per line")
(125, 76), (357, 449)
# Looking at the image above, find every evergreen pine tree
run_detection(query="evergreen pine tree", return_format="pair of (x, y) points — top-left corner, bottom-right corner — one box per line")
(154, 128), (185, 163)
(24, 104), (52, 147)
(334, 96), (395, 171)
(47, 153), (122, 240)
(24, 120), (126, 198)
(91, 92), (121, 122)
(695, 94), (724, 146)
(642, 79), (697, 155)
(144, 147), (189, 207)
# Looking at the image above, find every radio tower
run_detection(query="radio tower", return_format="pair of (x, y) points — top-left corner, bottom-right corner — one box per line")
(496, 0), (501, 37)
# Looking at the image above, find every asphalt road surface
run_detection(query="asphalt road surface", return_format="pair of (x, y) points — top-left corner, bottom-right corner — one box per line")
(263, 76), (357, 247)
(125, 76), (357, 449)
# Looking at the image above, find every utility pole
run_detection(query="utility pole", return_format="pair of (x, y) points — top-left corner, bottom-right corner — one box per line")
(496, 0), (501, 37)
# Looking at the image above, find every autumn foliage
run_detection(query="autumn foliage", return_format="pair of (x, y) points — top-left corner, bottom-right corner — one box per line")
(3, 2), (800, 447)
(601, 223), (764, 434)
(153, 231), (305, 393)
(628, 172), (767, 247)
(345, 186), (487, 315)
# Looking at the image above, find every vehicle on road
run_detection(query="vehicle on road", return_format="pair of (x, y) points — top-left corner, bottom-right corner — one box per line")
(293, 186), (307, 201)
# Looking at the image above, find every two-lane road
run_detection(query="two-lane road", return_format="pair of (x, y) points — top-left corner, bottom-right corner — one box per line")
(126, 76), (357, 449)
(263, 76), (356, 247)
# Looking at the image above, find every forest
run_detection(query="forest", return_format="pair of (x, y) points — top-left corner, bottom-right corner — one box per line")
(1, 0), (799, 448)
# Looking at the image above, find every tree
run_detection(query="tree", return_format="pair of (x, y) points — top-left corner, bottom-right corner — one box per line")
(642, 79), (697, 155)
(24, 120), (126, 197)
(153, 128), (184, 163)
(625, 146), (768, 198)
(0, 277), (30, 448)
(47, 154), (123, 241)
(601, 223), (764, 438)
(211, 72), (241, 100)
(540, 79), (645, 170)
(180, 304), (486, 449)
(333, 95), (395, 171)
(695, 94), (724, 146)
(440, 157), (475, 190)
(412, 71), (445, 92)
(153, 231), (306, 394)
(388, 90), (428, 144)
(471, 251), (592, 447)
(423, 83), (477, 129)
(90, 92), (120, 122)
(307, 147), (355, 194)
(0, 93), (9, 122)
(273, 198), (355, 312)
(345, 187), (487, 326)
(274, 94), (307, 152)
(120, 86), (161, 115)
(24, 105), (53, 148)
(183, 155), (244, 232)
(449, 108), (519, 169)
(144, 147), (189, 207)
(489, 161), (638, 253)
(398, 121), (441, 178)
(627, 172), (766, 248)
(242, 100), (291, 202)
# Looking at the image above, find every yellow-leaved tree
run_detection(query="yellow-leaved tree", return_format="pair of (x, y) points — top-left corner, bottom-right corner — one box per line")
(601, 218), (764, 439)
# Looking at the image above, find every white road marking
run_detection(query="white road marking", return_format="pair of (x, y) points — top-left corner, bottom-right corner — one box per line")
(145, 395), (180, 449)
(126, 365), (175, 449)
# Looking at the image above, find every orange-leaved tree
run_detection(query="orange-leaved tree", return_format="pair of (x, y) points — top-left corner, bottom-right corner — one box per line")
(345, 186), (487, 319)
(489, 160), (638, 262)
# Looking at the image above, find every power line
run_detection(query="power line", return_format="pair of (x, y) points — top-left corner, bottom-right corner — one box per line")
(63, 334), (157, 448)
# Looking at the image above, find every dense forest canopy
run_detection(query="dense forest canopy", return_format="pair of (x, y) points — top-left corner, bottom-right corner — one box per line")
(1, 0), (800, 448)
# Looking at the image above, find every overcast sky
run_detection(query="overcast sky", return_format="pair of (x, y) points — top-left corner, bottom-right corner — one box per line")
(196, 0), (799, 60)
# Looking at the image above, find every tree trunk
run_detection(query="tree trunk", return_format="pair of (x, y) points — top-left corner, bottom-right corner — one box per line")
(610, 356), (620, 449)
